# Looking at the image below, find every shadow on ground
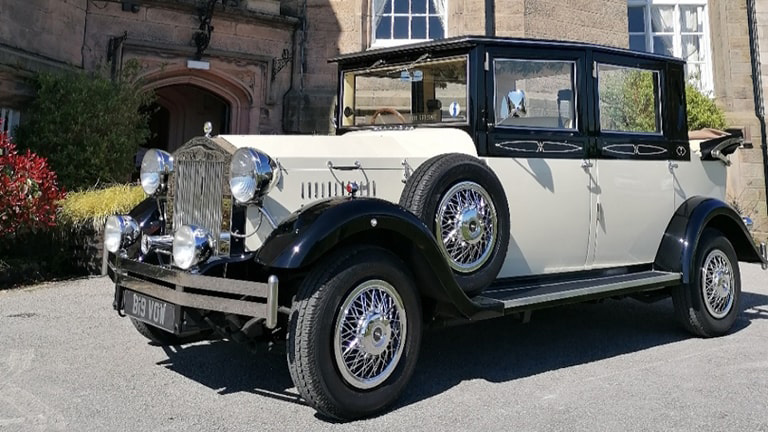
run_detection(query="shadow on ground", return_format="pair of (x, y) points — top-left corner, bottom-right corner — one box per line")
(154, 290), (768, 414)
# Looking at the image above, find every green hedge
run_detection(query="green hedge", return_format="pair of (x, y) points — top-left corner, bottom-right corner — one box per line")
(14, 61), (153, 191)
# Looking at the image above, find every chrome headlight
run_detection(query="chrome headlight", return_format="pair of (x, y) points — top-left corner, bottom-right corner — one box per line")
(140, 149), (174, 195)
(104, 215), (140, 253)
(229, 147), (280, 204)
(172, 225), (214, 270)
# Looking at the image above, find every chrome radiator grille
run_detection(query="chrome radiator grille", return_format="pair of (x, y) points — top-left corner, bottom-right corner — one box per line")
(168, 138), (233, 255)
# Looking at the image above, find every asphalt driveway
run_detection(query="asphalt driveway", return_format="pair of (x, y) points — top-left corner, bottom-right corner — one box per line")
(1, 264), (767, 431)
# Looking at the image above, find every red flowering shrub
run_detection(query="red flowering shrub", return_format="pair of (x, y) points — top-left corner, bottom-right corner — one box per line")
(0, 128), (65, 237)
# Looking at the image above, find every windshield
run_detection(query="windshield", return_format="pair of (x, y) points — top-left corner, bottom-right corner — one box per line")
(340, 56), (468, 127)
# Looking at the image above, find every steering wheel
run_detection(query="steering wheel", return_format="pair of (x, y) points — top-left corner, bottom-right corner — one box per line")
(370, 107), (407, 124)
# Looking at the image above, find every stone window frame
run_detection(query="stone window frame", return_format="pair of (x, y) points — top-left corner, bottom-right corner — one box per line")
(627, 0), (713, 93)
(371, 0), (447, 48)
(1, 108), (20, 138)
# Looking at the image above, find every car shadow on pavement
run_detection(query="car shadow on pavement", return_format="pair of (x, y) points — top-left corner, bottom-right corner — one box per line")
(156, 341), (304, 406)
(397, 290), (767, 412)
(152, 291), (768, 415)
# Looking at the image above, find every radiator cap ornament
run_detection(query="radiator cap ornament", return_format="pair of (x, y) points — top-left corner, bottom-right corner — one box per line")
(203, 121), (213, 138)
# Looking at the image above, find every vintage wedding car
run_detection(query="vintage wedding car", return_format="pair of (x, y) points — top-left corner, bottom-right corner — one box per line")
(106, 37), (767, 419)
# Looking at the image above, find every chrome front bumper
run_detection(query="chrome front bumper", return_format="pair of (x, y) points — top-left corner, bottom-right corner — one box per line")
(108, 255), (280, 328)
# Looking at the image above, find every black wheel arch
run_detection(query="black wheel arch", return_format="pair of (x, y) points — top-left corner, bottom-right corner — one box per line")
(255, 197), (500, 319)
(655, 196), (765, 284)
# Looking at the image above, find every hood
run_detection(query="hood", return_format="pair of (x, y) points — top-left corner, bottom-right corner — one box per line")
(216, 128), (478, 170)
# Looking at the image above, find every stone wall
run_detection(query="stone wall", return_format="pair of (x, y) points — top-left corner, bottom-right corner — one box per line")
(0, 0), (87, 108)
(84, 1), (295, 135)
(523, 0), (628, 47)
(283, 0), (343, 134)
(0, 0), (87, 67)
(0, 0), (296, 135)
(710, 0), (768, 240)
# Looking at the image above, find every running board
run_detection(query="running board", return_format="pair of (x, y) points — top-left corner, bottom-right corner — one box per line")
(472, 270), (681, 314)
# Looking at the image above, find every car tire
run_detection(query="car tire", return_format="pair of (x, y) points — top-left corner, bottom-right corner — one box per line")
(129, 317), (186, 345)
(671, 228), (741, 337)
(129, 317), (211, 346)
(287, 247), (422, 421)
(399, 153), (510, 295)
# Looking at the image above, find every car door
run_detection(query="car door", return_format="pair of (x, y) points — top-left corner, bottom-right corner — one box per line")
(590, 54), (675, 268)
(483, 47), (594, 277)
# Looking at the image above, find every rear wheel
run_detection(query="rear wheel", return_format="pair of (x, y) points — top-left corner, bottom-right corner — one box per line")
(287, 247), (422, 420)
(672, 228), (741, 337)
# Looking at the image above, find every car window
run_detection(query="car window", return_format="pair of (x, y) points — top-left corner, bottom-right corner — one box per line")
(597, 63), (661, 133)
(493, 59), (576, 130)
(341, 56), (468, 127)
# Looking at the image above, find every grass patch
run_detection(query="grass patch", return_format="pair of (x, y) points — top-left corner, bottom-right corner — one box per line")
(58, 184), (145, 230)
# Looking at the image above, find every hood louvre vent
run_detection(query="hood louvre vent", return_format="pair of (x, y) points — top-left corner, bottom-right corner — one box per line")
(300, 181), (376, 200)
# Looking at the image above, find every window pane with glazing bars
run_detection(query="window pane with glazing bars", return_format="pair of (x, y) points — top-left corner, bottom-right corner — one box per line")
(373, 0), (445, 43)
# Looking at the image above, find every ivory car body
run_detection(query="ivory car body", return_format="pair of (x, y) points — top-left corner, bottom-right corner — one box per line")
(106, 37), (767, 421)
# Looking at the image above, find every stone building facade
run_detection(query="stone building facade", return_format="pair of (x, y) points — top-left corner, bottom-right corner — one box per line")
(1, 0), (766, 237)
(1, 0), (298, 149)
(0, 0), (627, 141)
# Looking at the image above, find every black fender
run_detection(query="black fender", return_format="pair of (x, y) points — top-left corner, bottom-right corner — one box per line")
(255, 197), (499, 319)
(129, 197), (162, 235)
(654, 196), (765, 284)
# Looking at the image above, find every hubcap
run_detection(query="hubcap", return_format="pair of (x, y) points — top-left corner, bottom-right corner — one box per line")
(333, 280), (407, 389)
(435, 181), (497, 273)
(701, 249), (735, 319)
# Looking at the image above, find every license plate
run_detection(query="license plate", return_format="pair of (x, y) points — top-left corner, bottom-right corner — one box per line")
(123, 290), (177, 333)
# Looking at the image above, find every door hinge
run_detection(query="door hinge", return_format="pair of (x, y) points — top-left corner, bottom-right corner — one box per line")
(592, 61), (597, 79)
(484, 52), (489, 71)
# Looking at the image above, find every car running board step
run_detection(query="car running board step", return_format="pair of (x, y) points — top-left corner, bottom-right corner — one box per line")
(472, 270), (681, 314)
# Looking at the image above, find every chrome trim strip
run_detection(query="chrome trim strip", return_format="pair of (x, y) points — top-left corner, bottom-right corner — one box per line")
(603, 143), (668, 156)
(111, 257), (279, 319)
(760, 242), (767, 270)
(117, 273), (267, 317)
(267, 275), (279, 329)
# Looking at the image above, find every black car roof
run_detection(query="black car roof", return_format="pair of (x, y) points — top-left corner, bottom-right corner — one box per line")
(329, 36), (685, 65)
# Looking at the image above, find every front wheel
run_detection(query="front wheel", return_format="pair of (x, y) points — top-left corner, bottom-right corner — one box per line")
(672, 228), (741, 337)
(287, 247), (422, 420)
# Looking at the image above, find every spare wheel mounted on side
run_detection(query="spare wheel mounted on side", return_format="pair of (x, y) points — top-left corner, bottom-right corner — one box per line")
(399, 153), (510, 295)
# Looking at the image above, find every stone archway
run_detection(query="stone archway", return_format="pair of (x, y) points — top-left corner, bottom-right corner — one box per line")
(150, 85), (230, 152)
(139, 67), (258, 151)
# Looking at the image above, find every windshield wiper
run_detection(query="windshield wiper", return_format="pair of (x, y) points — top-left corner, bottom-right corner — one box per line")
(365, 59), (387, 73)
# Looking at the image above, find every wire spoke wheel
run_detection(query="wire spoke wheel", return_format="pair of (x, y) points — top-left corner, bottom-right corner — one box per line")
(701, 249), (735, 319)
(333, 280), (407, 390)
(435, 181), (498, 273)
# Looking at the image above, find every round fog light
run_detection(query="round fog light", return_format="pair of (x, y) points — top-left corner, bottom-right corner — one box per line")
(104, 215), (140, 253)
(173, 225), (214, 270)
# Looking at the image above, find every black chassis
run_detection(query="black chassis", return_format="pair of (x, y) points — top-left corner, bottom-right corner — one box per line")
(110, 37), (767, 335)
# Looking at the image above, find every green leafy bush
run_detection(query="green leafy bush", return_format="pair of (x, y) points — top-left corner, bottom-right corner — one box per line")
(598, 68), (727, 132)
(14, 61), (153, 191)
(686, 83), (726, 131)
